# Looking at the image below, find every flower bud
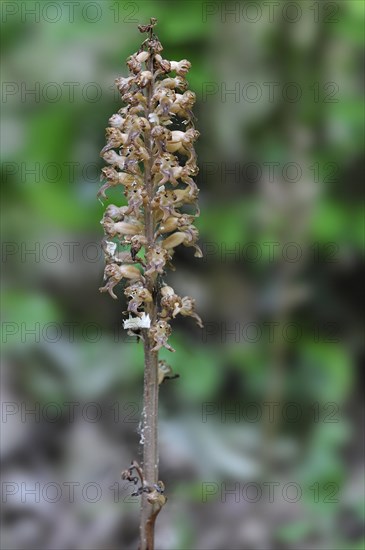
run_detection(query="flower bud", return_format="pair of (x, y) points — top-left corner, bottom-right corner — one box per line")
(103, 219), (143, 238)
(162, 232), (186, 251)
(109, 114), (125, 128)
(160, 285), (175, 297)
(104, 204), (128, 221)
(119, 265), (142, 280)
(136, 51), (150, 63)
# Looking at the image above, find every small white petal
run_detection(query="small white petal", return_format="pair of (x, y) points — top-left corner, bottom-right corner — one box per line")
(105, 241), (117, 256)
(123, 313), (151, 330)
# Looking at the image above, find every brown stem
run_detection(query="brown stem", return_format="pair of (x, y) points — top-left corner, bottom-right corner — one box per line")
(139, 334), (159, 550)
(139, 33), (160, 550)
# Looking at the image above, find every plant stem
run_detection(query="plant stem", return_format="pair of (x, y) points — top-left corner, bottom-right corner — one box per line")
(139, 34), (160, 550)
(140, 334), (159, 550)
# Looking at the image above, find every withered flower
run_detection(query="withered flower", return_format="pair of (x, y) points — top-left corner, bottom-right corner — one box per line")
(99, 263), (142, 299)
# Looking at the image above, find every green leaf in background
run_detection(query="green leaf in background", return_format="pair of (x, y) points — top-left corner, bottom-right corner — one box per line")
(160, 334), (222, 401)
(310, 201), (363, 247)
(301, 342), (352, 402)
(276, 520), (315, 544)
(2, 291), (61, 333)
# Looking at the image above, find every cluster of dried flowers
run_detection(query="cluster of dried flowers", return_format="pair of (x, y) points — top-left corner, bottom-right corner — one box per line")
(98, 19), (203, 354)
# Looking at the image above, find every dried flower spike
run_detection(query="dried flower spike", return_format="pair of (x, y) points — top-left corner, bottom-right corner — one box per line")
(98, 18), (202, 550)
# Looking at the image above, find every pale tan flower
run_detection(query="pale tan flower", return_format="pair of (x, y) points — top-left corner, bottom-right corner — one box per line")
(170, 59), (191, 76)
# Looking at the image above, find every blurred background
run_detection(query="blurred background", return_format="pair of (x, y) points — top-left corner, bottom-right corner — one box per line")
(1, 1), (364, 549)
